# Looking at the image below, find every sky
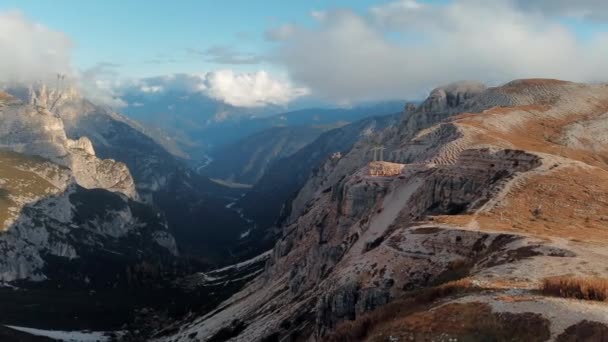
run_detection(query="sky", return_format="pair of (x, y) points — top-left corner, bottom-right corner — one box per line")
(0, 0), (384, 76)
(1, 0), (608, 108)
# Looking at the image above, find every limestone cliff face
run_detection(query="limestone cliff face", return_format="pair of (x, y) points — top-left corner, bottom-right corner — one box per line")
(40, 86), (197, 204)
(0, 86), (177, 284)
(0, 87), (137, 198)
(288, 81), (487, 223)
(0, 149), (178, 283)
(162, 79), (608, 341)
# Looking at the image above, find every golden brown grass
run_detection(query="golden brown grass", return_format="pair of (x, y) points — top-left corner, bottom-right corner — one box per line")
(541, 276), (608, 302)
(366, 302), (551, 342)
(325, 279), (475, 342)
(0, 150), (61, 229)
(435, 166), (608, 243)
(0, 91), (11, 102)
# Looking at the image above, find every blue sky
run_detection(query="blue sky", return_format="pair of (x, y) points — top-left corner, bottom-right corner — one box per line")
(0, 0), (389, 76)
(1, 0), (607, 107)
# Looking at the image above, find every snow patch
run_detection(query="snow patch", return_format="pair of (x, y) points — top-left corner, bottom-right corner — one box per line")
(4, 325), (120, 342)
(208, 250), (272, 275)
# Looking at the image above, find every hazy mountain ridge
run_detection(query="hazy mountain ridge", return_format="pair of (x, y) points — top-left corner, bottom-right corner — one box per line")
(162, 79), (608, 341)
(120, 91), (405, 158)
(202, 125), (327, 185)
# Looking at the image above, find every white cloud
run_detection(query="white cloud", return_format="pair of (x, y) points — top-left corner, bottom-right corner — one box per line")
(271, 0), (608, 103)
(0, 11), (73, 85)
(202, 70), (308, 107)
(513, 0), (608, 21)
(121, 71), (309, 108)
(265, 24), (298, 41)
(0, 11), (305, 109)
(79, 62), (127, 108)
(140, 85), (164, 93)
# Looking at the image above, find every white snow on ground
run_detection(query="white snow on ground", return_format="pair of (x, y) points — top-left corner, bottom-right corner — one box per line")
(239, 229), (251, 239)
(4, 325), (119, 342)
(208, 250), (272, 275)
(202, 269), (264, 287)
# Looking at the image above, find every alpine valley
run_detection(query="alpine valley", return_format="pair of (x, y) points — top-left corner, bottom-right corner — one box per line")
(2, 77), (608, 342)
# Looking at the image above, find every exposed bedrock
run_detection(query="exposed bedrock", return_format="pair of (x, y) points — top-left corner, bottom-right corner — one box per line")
(261, 148), (545, 337)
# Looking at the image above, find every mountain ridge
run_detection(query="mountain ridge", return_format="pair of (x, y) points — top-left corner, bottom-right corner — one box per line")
(160, 79), (608, 341)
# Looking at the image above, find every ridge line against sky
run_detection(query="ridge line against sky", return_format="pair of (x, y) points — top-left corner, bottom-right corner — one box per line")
(1, 0), (608, 108)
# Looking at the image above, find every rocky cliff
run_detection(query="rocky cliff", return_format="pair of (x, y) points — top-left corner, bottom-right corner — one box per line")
(4, 85), (252, 263)
(0, 87), (178, 284)
(160, 79), (608, 341)
(239, 113), (400, 232)
(1, 86), (137, 198)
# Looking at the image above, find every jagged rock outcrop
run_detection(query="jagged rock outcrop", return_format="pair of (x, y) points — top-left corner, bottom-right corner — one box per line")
(0, 88), (137, 198)
(6, 85), (255, 263)
(160, 79), (608, 341)
(0, 86), (179, 284)
(420, 81), (486, 113)
(0, 149), (178, 284)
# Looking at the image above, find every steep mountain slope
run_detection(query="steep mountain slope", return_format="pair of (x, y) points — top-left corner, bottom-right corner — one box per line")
(0, 87), (224, 335)
(202, 126), (326, 185)
(0, 87), (136, 198)
(161, 79), (608, 342)
(7, 85), (251, 263)
(0, 92), (178, 285)
(238, 113), (401, 232)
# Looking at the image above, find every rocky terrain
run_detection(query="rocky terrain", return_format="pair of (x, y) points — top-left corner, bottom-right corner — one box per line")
(0, 86), (294, 341)
(0, 88), (178, 285)
(238, 113), (400, 232)
(159, 79), (608, 341)
(4, 85), (253, 263)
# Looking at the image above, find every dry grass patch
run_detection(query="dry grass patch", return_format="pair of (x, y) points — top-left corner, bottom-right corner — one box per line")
(0, 91), (12, 102)
(454, 101), (608, 170)
(325, 279), (476, 342)
(541, 276), (608, 302)
(436, 166), (608, 243)
(365, 302), (551, 342)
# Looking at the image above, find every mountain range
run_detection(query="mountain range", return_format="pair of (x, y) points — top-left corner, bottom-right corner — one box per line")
(120, 88), (404, 159)
(2, 79), (608, 342)
(159, 79), (608, 342)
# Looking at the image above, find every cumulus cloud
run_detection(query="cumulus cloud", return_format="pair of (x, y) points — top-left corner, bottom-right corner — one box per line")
(0, 11), (73, 85)
(78, 62), (128, 108)
(122, 71), (309, 107)
(127, 74), (207, 94)
(264, 24), (298, 41)
(270, 0), (608, 103)
(0, 12), (127, 107)
(513, 0), (608, 21)
(202, 70), (309, 107)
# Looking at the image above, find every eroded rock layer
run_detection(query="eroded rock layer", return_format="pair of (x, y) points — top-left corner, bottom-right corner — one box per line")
(160, 80), (608, 341)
